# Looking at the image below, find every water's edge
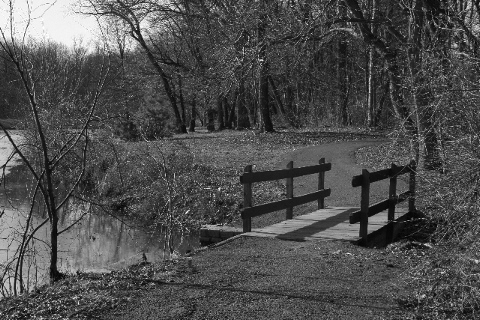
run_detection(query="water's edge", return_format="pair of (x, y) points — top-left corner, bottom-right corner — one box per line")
(0, 132), (200, 290)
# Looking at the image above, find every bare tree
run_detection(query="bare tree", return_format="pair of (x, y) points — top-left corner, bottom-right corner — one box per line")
(0, 3), (108, 290)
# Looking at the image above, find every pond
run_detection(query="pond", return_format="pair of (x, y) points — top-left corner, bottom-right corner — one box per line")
(0, 133), (200, 291)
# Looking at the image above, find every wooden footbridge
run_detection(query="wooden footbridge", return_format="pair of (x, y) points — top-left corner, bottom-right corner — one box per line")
(201, 158), (417, 246)
(241, 158), (416, 246)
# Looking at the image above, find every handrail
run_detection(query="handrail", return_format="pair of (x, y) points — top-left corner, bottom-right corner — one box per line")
(350, 160), (416, 242)
(240, 158), (331, 232)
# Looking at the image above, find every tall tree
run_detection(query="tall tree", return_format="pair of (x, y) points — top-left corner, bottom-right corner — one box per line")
(365, 0), (377, 127)
(257, 0), (274, 132)
(82, 0), (188, 133)
(338, 0), (350, 125)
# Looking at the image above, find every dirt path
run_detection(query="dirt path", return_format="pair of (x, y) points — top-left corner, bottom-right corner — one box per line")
(280, 139), (407, 207)
(100, 237), (414, 320)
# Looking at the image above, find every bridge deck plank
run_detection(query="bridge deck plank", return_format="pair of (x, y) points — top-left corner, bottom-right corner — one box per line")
(243, 207), (409, 242)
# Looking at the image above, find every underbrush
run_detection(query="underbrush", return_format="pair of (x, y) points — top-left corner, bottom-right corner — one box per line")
(407, 140), (480, 319)
(357, 136), (480, 319)
(0, 258), (195, 320)
(83, 137), (242, 233)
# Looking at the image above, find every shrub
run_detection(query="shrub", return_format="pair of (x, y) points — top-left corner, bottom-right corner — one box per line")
(136, 108), (174, 140)
(113, 114), (140, 141)
(113, 108), (174, 141)
(84, 139), (239, 233)
(405, 138), (480, 318)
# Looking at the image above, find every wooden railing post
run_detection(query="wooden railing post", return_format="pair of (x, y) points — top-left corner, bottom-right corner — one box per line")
(387, 163), (398, 243)
(286, 161), (294, 219)
(240, 160), (331, 231)
(318, 158), (325, 209)
(409, 160), (416, 213)
(360, 169), (370, 240)
(388, 163), (397, 221)
(243, 165), (253, 232)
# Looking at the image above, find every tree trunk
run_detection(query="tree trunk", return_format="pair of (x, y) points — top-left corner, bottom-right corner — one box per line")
(338, 42), (349, 125)
(366, 48), (376, 127)
(417, 88), (440, 170)
(374, 78), (389, 125)
(44, 143), (61, 285)
(207, 109), (215, 131)
(366, 0), (378, 127)
(131, 29), (187, 133)
(268, 76), (294, 127)
(178, 74), (187, 131)
(344, 0), (414, 127)
(236, 81), (250, 129)
(338, 1), (349, 126)
(257, 1), (274, 132)
(409, 0), (441, 170)
(258, 60), (274, 132)
(217, 95), (225, 130)
(223, 96), (231, 129)
(228, 91), (236, 128)
(189, 97), (196, 132)
(50, 210), (61, 283)
(283, 60), (298, 128)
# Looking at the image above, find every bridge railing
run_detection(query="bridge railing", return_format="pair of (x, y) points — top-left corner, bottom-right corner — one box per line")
(350, 160), (416, 241)
(240, 158), (332, 232)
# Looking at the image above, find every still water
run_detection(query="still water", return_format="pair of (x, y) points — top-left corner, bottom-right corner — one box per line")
(0, 133), (200, 287)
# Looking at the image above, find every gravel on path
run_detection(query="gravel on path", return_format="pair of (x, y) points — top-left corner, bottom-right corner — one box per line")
(101, 237), (414, 320)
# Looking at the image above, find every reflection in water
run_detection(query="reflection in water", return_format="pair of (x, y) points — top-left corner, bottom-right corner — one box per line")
(0, 131), (22, 177)
(0, 163), (200, 291)
(58, 206), (199, 272)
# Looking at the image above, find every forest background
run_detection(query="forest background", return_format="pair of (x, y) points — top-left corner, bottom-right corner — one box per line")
(2, 0), (480, 318)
